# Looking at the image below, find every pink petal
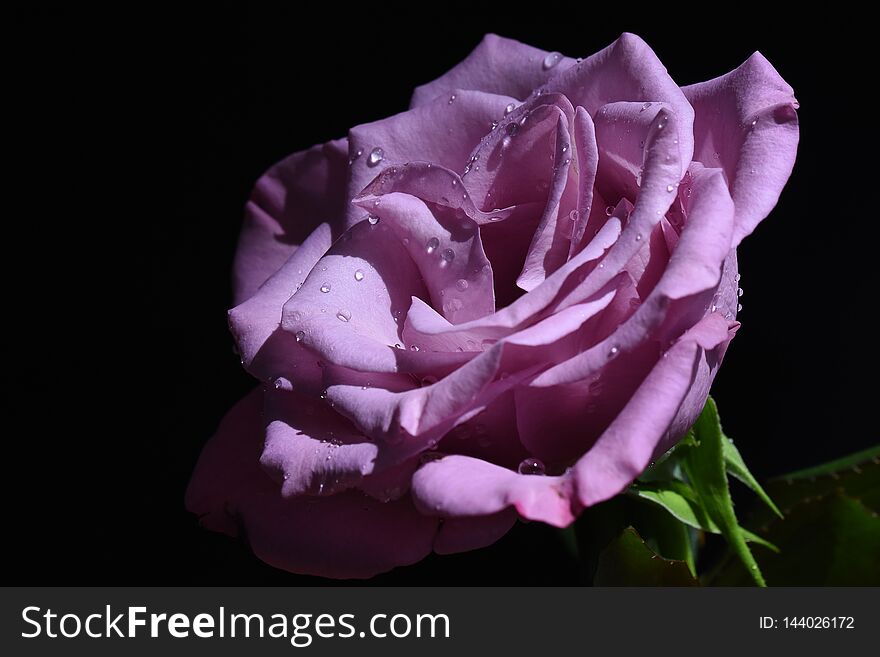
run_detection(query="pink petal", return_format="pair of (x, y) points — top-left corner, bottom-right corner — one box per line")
(410, 34), (577, 107)
(260, 388), (379, 497)
(516, 114), (578, 290)
(351, 191), (495, 324)
(346, 90), (515, 225)
(185, 389), (439, 579)
(572, 312), (733, 506)
(411, 455), (578, 527)
(433, 510), (518, 555)
(233, 139), (349, 306)
(683, 52), (799, 245)
(229, 224), (335, 393)
(547, 33), (695, 179)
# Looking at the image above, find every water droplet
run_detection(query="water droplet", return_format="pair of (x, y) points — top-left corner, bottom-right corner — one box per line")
(295, 330), (305, 342)
(272, 376), (292, 391)
(561, 143), (569, 153)
(367, 214), (380, 225)
(336, 309), (351, 322)
(348, 148), (363, 165)
(504, 102), (516, 115)
(441, 248), (455, 263)
(518, 458), (546, 475)
(751, 119), (758, 126)
(320, 283), (331, 293)
(448, 94), (456, 104)
(456, 278), (469, 291)
(490, 120), (498, 130)
(542, 51), (562, 70)
(354, 269), (365, 281)
(737, 287), (744, 297)
(734, 273), (741, 282)
(667, 184), (675, 192)
(393, 343), (402, 349)
(710, 304), (717, 312)
(367, 147), (384, 167)
(410, 344), (420, 352)
(737, 303), (743, 312)
(609, 345), (620, 357)
(641, 102), (652, 111)
(426, 237), (439, 254)
(489, 215), (502, 222)
(505, 122), (519, 137)
(605, 205), (615, 216)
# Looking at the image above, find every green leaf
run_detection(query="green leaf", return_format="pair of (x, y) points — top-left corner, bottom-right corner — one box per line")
(710, 446), (880, 585)
(712, 494), (880, 585)
(683, 397), (766, 586)
(630, 480), (778, 552)
(593, 526), (699, 586)
(723, 436), (783, 518)
(776, 444), (880, 482)
(630, 480), (718, 531)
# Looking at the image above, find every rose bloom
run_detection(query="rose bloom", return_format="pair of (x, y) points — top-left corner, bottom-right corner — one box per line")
(187, 33), (798, 578)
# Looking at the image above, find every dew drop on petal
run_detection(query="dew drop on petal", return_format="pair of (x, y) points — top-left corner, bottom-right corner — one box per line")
(605, 205), (615, 216)
(518, 458), (546, 475)
(542, 52), (562, 70)
(448, 94), (456, 104)
(609, 345), (620, 357)
(320, 283), (331, 293)
(504, 102), (516, 115)
(295, 330), (305, 342)
(737, 287), (744, 297)
(441, 248), (455, 263)
(367, 147), (384, 167)
(354, 269), (365, 281)
(426, 237), (439, 254)
(667, 184), (675, 192)
(336, 309), (351, 322)
(737, 303), (743, 312)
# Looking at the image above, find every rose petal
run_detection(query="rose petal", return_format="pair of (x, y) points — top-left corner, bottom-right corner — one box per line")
(569, 106), (600, 257)
(260, 388), (379, 497)
(433, 510), (518, 555)
(411, 455), (577, 527)
(531, 166), (735, 387)
(547, 32), (694, 179)
(234, 139), (349, 306)
(410, 34), (577, 107)
(346, 90), (515, 225)
(185, 389), (439, 579)
(280, 217), (429, 373)
(516, 115), (577, 290)
(572, 312), (733, 506)
(229, 224), (335, 393)
(683, 52), (799, 246)
(352, 191), (495, 323)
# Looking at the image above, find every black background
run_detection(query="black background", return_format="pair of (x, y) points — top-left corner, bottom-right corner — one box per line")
(10, 6), (876, 584)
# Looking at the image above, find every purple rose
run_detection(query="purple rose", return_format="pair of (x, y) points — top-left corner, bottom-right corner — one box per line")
(187, 33), (798, 578)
